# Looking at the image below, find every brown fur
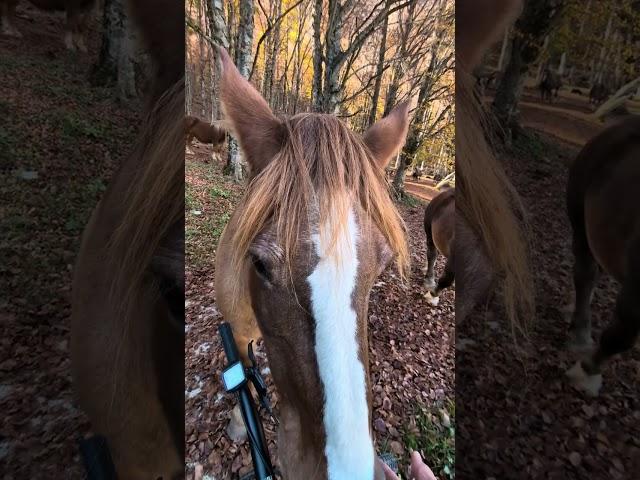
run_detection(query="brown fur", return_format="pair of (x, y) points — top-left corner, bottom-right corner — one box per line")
(423, 189), (456, 305)
(0, 0), (96, 51)
(215, 47), (409, 480)
(456, 0), (534, 331)
(423, 189), (455, 287)
(184, 115), (226, 148)
(426, 188), (455, 258)
(70, 0), (184, 477)
(566, 116), (640, 380)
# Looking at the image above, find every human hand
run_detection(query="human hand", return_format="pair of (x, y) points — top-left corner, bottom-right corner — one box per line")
(380, 451), (437, 480)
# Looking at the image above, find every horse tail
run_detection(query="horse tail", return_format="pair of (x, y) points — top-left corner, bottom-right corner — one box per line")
(424, 204), (435, 251)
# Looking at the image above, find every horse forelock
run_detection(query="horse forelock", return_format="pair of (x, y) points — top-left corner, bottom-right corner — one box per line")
(227, 113), (409, 303)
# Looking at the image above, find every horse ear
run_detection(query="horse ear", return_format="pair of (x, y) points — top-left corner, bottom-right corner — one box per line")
(457, 0), (523, 69)
(218, 48), (284, 173)
(363, 101), (411, 169)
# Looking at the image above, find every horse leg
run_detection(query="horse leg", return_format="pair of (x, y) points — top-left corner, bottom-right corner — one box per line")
(566, 176), (599, 350)
(425, 255), (454, 307)
(567, 241), (640, 396)
(1, 0), (21, 37)
(424, 223), (437, 290)
(566, 226), (600, 351)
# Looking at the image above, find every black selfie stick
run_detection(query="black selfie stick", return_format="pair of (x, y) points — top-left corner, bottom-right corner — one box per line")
(219, 322), (275, 480)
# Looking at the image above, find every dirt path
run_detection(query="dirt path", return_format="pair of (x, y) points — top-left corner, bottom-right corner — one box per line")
(185, 149), (455, 479)
(1, 6), (139, 478)
(405, 178), (442, 202)
(519, 102), (604, 147)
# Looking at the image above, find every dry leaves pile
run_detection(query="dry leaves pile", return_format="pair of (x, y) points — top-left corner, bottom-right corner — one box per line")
(1, 6), (139, 478)
(185, 149), (455, 479)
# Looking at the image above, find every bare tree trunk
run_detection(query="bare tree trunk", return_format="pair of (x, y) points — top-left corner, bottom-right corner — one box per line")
(497, 28), (510, 71)
(311, 0), (323, 111)
(322, 0), (344, 113)
(382, 1), (415, 116)
(263, 0), (283, 103)
(211, 0), (229, 48)
(367, 2), (390, 126)
(91, 0), (139, 101)
(186, 68), (192, 115)
(392, 0), (447, 195)
(492, 0), (567, 133)
(226, 0), (254, 182)
(493, 35), (526, 130)
(594, 12), (614, 84)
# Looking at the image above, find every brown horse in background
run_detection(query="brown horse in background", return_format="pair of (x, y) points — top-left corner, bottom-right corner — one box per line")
(70, 0), (184, 478)
(456, 0), (533, 327)
(539, 68), (562, 103)
(0, 0), (95, 51)
(184, 115), (226, 148)
(564, 116), (640, 396)
(423, 188), (455, 306)
(215, 47), (410, 480)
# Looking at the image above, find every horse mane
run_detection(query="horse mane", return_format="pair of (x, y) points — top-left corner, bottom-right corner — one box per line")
(457, 69), (534, 337)
(228, 112), (409, 292)
(107, 79), (185, 319)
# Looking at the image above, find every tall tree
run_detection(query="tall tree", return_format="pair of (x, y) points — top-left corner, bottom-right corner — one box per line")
(226, 0), (255, 182)
(91, 0), (141, 101)
(313, 0), (413, 113)
(492, 0), (567, 133)
(367, 0), (391, 125)
(392, 0), (453, 195)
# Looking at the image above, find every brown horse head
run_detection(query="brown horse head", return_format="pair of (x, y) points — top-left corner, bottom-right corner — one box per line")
(215, 48), (409, 479)
(456, 0), (534, 330)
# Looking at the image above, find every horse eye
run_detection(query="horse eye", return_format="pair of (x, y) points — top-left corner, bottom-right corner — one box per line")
(250, 254), (272, 282)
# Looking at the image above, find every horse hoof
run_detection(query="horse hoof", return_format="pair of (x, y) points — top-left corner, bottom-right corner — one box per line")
(424, 291), (439, 306)
(565, 361), (602, 397)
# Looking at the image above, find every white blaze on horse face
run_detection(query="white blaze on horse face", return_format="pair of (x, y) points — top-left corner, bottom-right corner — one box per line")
(307, 207), (374, 480)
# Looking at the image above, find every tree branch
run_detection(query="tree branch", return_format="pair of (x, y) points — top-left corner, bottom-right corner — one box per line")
(248, 0), (305, 81)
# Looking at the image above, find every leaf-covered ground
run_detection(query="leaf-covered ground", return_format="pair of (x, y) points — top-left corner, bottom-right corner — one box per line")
(457, 98), (640, 478)
(1, 6), (139, 478)
(185, 145), (456, 480)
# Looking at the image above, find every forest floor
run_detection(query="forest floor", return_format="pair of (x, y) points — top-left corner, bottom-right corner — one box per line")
(0, 5), (140, 479)
(457, 92), (640, 478)
(185, 144), (456, 480)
